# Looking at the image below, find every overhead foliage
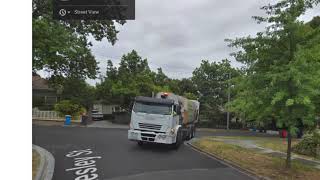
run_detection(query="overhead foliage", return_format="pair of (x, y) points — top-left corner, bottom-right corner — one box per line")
(32, 0), (125, 79)
(96, 50), (203, 109)
(96, 50), (164, 108)
(54, 100), (85, 117)
(226, 0), (320, 168)
(192, 59), (240, 125)
(57, 77), (96, 109)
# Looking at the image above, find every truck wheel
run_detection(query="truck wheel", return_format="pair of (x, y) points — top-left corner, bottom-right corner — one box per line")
(173, 129), (182, 149)
(137, 141), (143, 146)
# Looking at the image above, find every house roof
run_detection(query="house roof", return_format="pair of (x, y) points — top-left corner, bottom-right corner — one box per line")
(32, 74), (52, 90)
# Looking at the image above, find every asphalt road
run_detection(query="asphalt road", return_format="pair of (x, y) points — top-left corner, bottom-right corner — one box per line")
(33, 125), (254, 180)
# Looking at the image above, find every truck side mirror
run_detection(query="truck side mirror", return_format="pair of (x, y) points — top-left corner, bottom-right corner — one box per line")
(129, 101), (134, 111)
(176, 106), (181, 115)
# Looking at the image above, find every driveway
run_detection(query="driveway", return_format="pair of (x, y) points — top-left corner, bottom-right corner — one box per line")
(33, 125), (254, 180)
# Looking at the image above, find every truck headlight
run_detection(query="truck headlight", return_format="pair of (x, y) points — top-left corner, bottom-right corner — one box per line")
(170, 128), (175, 135)
(131, 132), (138, 138)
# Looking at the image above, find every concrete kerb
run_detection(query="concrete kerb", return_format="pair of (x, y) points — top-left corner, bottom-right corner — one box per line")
(185, 139), (271, 180)
(33, 144), (55, 180)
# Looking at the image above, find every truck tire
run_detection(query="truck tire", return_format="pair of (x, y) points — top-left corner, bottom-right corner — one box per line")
(137, 141), (143, 146)
(173, 129), (182, 149)
(186, 128), (192, 140)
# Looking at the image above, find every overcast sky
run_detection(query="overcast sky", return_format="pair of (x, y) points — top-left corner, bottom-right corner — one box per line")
(88, 0), (320, 84)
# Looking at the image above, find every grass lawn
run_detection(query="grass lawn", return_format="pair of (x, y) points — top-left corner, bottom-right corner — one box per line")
(209, 136), (300, 153)
(193, 138), (320, 180)
(198, 128), (245, 133)
(32, 150), (40, 180)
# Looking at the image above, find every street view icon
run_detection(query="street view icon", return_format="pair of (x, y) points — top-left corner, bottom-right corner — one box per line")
(53, 0), (135, 20)
(59, 9), (67, 16)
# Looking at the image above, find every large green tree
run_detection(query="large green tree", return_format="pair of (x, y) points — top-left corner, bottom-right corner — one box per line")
(166, 79), (181, 94)
(32, 0), (125, 79)
(55, 77), (96, 110)
(227, 1), (320, 168)
(177, 78), (198, 96)
(96, 50), (201, 109)
(33, 19), (99, 79)
(192, 59), (240, 127)
(154, 68), (169, 87)
(97, 50), (165, 109)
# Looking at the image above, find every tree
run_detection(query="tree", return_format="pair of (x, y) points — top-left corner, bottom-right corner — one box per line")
(50, 77), (96, 110)
(166, 79), (181, 94)
(54, 100), (85, 118)
(192, 59), (240, 127)
(95, 60), (118, 105)
(227, 0), (320, 168)
(97, 50), (217, 111)
(32, 0), (124, 45)
(154, 68), (169, 87)
(178, 78), (197, 95)
(32, 0), (125, 79)
(33, 19), (99, 79)
(308, 16), (320, 29)
(115, 50), (155, 107)
(106, 60), (118, 81)
(96, 50), (162, 109)
(117, 50), (151, 78)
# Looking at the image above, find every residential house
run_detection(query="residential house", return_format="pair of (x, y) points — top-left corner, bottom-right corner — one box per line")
(32, 73), (59, 110)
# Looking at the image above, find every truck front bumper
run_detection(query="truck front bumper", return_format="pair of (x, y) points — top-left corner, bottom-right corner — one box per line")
(128, 129), (176, 144)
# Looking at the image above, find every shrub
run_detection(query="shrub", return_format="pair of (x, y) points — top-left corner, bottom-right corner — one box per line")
(293, 130), (320, 157)
(54, 100), (84, 117)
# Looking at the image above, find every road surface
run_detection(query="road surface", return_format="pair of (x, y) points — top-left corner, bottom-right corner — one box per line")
(33, 125), (254, 180)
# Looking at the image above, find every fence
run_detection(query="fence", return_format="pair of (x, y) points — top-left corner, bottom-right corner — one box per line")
(32, 108), (81, 122)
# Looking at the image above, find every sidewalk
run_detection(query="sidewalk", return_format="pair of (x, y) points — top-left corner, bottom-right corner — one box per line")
(207, 137), (320, 169)
(32, 120), (81, 127)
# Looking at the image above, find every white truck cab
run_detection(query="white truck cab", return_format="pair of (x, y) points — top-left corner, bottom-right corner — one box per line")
(128, 96), (183, 147)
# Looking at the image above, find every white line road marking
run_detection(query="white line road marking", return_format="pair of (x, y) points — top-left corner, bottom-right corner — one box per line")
(65, 149), (101, 180)
(66, 165), (96, 172)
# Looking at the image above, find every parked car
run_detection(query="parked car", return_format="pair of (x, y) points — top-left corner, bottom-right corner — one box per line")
(92, 110), (103, 120)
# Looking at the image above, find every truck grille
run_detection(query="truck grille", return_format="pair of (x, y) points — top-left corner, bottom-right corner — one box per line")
(138, 123), (162, 131)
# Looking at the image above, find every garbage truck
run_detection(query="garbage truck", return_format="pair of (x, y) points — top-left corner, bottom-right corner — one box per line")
(128, 92), (200, 149)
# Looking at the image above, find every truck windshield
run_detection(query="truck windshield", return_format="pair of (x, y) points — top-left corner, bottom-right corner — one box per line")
(133, 102), (172, 115)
